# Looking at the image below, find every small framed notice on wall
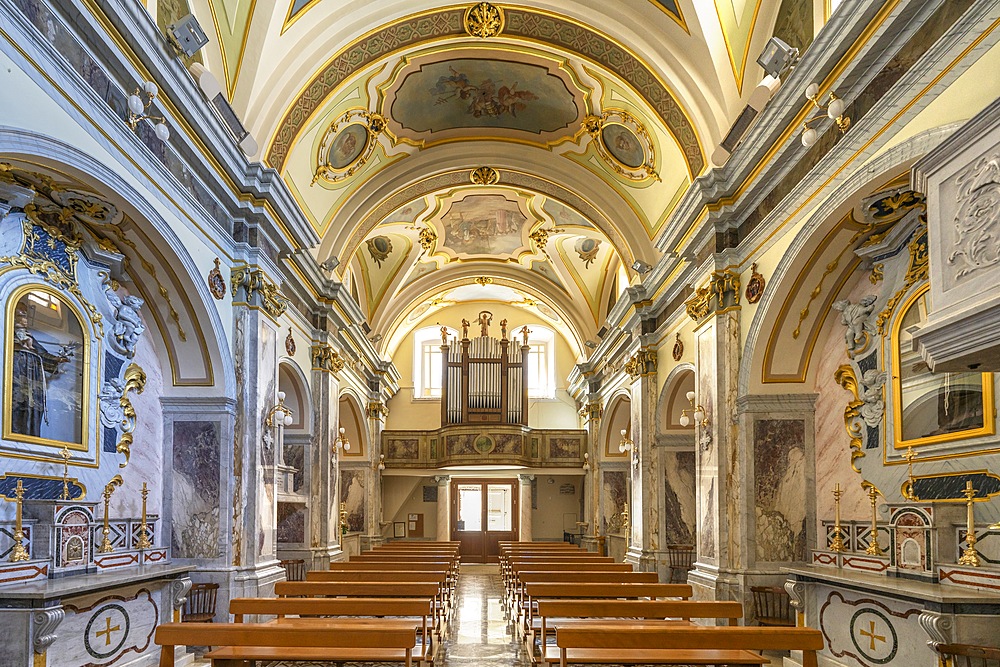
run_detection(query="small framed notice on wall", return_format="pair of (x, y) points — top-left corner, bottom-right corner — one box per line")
(393, 521), (406, 538)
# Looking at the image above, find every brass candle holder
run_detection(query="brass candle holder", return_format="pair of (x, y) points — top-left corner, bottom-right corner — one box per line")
(901, 447), (920, 501)
(339, 501), (348, 535)
(958, 480), (981, 567)
(8, 480), (30, 562)
(97, 475), (123, 554)
(60, 445), (71, 501)
(861, 481), (884, 556)
(830, 483), (847, 553)
(621, 503), (630, 562)
(136, 482), (152, 550)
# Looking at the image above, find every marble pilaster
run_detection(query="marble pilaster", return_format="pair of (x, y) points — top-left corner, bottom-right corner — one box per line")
(435, 476), (451, 541)
(518, 474), (534, 541)
(629, 354), (661, 572)
(309, 333), (342, 568)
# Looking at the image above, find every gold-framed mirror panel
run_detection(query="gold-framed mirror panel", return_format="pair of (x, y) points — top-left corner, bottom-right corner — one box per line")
(890, 284), (995, 449)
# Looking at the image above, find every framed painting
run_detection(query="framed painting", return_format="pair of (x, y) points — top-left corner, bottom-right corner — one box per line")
(3, 285), (90, 452)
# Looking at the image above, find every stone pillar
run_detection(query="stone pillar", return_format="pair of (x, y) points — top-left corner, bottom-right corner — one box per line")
(580, 400), (602, 553)
(626, 346), (660, 572)
(363, 399), (388, 550)
(686, 270), (743, 602)
(518, 474), (534, 541)
(309, 329), (343, 567)
(229, 264), (287, 598)
(435, 475), (451, 540)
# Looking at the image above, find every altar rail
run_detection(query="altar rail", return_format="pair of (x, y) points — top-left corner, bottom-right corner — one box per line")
(381, 426), (586, 469)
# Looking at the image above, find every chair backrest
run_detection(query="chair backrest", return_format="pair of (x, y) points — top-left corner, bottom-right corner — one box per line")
(936, 644), (1000, 667)
(666, 545), (696, 569)
(279, 559), (307, 581)
(750, 586), (793, 625)
(183, 583), (219, 620)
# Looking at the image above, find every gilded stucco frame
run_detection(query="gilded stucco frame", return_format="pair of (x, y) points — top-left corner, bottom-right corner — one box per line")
(3, 283), (93, 455)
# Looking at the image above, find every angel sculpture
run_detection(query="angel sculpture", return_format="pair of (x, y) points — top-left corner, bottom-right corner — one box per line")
(832, 295), (877, 358)
(106, 289), (146, 357)
(858, 369), (888, 428)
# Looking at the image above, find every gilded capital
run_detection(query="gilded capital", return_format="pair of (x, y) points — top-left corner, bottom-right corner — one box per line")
(231, 266), (288, 318)
(311, 343), (346, 374)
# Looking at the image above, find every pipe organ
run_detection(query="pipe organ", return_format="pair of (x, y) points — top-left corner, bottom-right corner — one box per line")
(440, 311), (530, 426)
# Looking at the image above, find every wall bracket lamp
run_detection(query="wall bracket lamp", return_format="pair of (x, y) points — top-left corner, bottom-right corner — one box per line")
(265, 391), (294, 428)
(128, 82), (170, 141)
(801, 83), (849, 148)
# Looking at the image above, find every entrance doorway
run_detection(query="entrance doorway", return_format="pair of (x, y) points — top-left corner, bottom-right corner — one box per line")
(451, 479), (519, 563)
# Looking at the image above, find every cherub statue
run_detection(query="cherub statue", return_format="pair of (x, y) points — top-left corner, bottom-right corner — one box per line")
(858, 369), (888, 428)
(477, 310), (492, 337)
(461, 318), (470, 339)
(105, 284), (145, 357)
(500, 318), (508, 340)
(832, 295), (877, 357)
(440, 326), (449, 345)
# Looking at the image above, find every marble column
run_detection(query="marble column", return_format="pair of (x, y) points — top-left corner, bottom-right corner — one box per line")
(309, 326), (342, 567)
(435, 475), (451, 540)
(628, 346), (660, 572)
(229, 264), (287, 599)
(363, 399), (388, 550)
(689, 304), (743, 602)
(518, 474), (534, 541)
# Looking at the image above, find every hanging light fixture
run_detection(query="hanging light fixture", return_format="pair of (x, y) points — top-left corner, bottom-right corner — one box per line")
(618, 428), (633, 453)
(378, 454), (386, 471)
(582, 452), (591, 471)
(800, 83), (850, 148)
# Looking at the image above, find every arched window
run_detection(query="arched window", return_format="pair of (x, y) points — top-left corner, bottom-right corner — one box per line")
(413, 326), (458, 398)
(518, 325), (556, 399)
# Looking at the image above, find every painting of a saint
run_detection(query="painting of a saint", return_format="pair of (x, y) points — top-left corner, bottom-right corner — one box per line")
(6, 289), (85, 447)
(601, 124), (645, 168)
(327, 123), (368, 170)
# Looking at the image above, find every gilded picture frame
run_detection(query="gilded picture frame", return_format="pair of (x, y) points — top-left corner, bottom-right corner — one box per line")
(3, 283), (92, 454)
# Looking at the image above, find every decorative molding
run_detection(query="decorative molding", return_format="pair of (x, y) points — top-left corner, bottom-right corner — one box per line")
(230, 266), (289, 318)
(113, 364), (147, 469)
(625, 349), (657, 378)
(207, 258), (225, 300)
(313, 109), (388, 185)
(948, 153), (1000, 280)
(875, 220), (928, 334)
(32, 606), (64, 654)
(783, 579), (805, 610)
(583, 108), (659, 182)
(311, 343), (346, 374)
(917, 610), (954, 649)
(367, 401), (389, 420)
(833, 365), (865, 473)
(579, 402), (603, 424)
(284, 328), (296, 356)
(685, 270), (740, 321)
(671, 333), (683, 361)
(470, 166), (500, 185)
(745, 263), (765, 304)
(170, 577), (192, 611)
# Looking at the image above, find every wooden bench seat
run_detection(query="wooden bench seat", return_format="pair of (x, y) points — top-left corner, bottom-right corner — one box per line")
(154, 622), (418, 667)
(521, 583), (692, 633)
(553, 625), (824, 667)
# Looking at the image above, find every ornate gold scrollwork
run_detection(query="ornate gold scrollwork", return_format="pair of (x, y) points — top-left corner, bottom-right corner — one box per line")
(312, 110), (388, 185)
(464, 2), (504, 38)
(625, 349), (657, 379)
(418, 226), (437, 254)
(230, 266), (289, 318)
(834, 364), (865, 473)
(685, 270), (741, 322)
(875, 220), (929, 334)
(311, 343), (346, 374)
(528, 226), (562, 257)
(367, 401), (389, 420)
(470, 166), (500, 185)
(115, 363), (146, 468)
(579, 402), (603, 424)
(583, 109), (659, 182)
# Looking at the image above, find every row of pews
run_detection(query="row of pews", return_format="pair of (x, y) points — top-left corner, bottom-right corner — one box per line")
(154, 541), (461, 666)
(499, 541), (824, 667)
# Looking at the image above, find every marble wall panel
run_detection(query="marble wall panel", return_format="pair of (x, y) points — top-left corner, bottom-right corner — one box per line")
(697, 322), (717, 559)
(277, 502), (306, 544)
(602, 470), (626, 534)
(663, 450), (696, 545)
(171, 420), (221, 558)
(754, 419), (807, 561)
(340, 468), (366, 533)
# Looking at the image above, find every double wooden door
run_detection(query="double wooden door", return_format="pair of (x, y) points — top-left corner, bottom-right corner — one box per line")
(451, 478), (518, 563)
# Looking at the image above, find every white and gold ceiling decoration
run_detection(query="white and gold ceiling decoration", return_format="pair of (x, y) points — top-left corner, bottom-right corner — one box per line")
(187, 0), (804, 359)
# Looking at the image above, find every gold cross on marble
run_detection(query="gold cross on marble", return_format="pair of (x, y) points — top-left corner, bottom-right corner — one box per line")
(96, 616), (121, 646)
(859, 620), (886, 651)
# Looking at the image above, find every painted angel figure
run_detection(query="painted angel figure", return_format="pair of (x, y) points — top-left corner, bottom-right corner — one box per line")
(832, 295), (877, 357)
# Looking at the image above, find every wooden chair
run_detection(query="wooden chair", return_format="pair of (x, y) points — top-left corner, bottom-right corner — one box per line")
(750, 586), (794, 627)
(279, 558), (307, 581)
(182, 583), (219, 623)
(665, 544), (695, 583)
(936, 644), (1000, 667)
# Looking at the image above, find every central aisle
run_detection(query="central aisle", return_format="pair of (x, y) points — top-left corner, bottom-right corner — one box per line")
(441, 565), (531, 667)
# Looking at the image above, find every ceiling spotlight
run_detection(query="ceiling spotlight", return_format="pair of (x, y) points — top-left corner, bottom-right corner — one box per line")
(757, 36), (799, 79)
(166, 14), (210, 58)
(631, 260), (653, 274)
(584, 340), (597, 349)
(320, 257), (340, 272)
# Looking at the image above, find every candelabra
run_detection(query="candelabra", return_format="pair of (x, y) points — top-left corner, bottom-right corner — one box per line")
(862, 481), (883, 556)
(958, 480), (981, 567)
(60, 445), (71, 501)
(127, 81), (170, 141)
(97, 475), (123, 554)
(8, 480), (29, 562)
(136, 482), (152, 550)
(901, 447), (920, 501)
(800, 83), (850, 147)
(830, 483), (847, 553)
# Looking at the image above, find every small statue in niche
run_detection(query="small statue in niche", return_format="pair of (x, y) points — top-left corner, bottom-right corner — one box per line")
(858, 369), (888, 428)
(832, 295), (877, 358)
(477, 310), (492, 337)
(104, 283), (145, 357)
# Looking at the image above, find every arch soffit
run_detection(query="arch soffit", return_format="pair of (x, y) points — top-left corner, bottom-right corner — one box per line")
(655, 362), (695, 437)
(337, 388), (369, 457)
(261, 5), (706, 177)
(739, 125), (958, 397)
(278, 357), (313, 431)
(602, 390), (632, 458)
(0, 130), (235, 399)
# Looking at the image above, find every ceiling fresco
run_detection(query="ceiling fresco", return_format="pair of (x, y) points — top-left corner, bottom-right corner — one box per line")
(435, 192), (530, 259)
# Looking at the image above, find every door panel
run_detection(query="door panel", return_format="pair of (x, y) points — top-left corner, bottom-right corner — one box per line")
(452, 478), (518, 563)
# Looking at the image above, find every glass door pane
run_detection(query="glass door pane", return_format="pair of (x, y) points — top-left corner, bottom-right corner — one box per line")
(486, 484), (512, 531)
(457, 484), (482, 531)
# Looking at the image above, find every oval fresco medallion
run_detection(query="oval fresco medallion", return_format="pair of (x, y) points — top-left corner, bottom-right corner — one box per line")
(327, 123), (369, 170)
(601, 123), (645, 168)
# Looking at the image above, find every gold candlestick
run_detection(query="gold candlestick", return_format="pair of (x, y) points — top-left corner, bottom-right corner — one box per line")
(8, 480), (30, 562)
(339, 501), (348, 535)
(958, 480), (981, 567)
(136, 482), (152, 550)
(620, 504), (630, 562)
(862, 481), (884, 556)
(830, 483), (847, 553)
(97, 475), (123, 554)
(60, 446), (71, 501)
(901, 447), (920, 501)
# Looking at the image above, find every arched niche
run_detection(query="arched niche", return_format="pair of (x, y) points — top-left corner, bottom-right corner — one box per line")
(278, 360), (312, 433)
(603, 393), (631, 459)
(337, 392), (367, 458)
(658, 365), (696, 434)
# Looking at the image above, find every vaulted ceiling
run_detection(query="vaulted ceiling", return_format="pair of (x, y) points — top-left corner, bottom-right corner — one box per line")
(174, 0), (815, 355)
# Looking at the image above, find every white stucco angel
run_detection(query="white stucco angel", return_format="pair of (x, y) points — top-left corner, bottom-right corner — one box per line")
(858, 369), (888, 428)
(832, 294), (877, 357)
(105, 285), (145, 357)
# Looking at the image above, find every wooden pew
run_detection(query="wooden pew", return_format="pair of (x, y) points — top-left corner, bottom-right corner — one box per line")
(522, 582), (692, 634)
(275, 581), (445, 626)
(553, 625), (824, 667)
(228, 597), (437, 663)
(505, 560), (632, 603)
(513, 571), (658, 612)
(532, 599), (744, 662)
(154, 622), (418, 667)
(307, 569), (453, 614)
